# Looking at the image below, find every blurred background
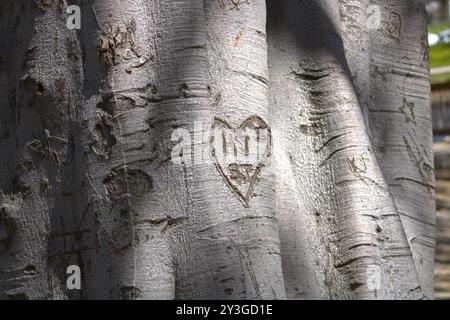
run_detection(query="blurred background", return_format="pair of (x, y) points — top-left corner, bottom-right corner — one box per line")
(426, 0), (450, 300)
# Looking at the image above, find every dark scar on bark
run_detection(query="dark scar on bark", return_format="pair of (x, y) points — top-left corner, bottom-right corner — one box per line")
(103, 167), (153, 200)
(0, 206), (17, 255)
(381, 12), (402, 40)
(120, 286), (142, 300)
(91, 110), (117, 159)
(218, 0), (249, 10)
(97, 18), (145, 73)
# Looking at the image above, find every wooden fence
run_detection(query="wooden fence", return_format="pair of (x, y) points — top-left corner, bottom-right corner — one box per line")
(432, 82), (450, 135)
(432, 81), (450, 299)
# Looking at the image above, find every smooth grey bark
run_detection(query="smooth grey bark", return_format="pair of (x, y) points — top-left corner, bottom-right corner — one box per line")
(0, 0), (434, 299)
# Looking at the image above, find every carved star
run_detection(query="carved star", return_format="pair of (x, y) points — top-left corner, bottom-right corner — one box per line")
(399, 97), (416, 125)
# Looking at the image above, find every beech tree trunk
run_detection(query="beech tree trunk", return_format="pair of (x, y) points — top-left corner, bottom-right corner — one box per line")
(0, 0), (435, 299)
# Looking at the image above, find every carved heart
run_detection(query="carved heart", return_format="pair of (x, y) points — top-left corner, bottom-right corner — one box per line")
(209, 116), (272, 207)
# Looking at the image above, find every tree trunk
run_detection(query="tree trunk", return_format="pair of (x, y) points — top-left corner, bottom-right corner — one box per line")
(0, 0), (435, 299)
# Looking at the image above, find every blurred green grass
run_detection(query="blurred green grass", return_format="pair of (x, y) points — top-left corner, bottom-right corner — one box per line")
(432, 73), (450, 83)
(430, 43), (450, 68)
(429, 24), (450, 83)
(429, 23), (450, 34)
